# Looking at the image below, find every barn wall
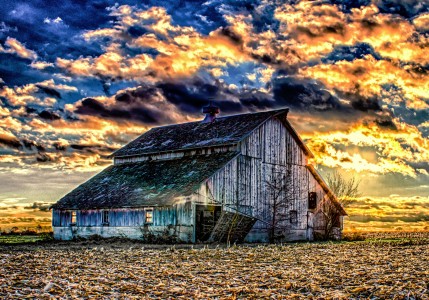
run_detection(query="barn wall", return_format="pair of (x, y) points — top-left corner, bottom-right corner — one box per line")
(206, 117), (334, 242)
(52, 210), (71, 227)
(52, 203), (194, 242)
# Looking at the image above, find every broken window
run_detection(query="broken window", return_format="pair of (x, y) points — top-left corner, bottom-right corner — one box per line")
(290, 210), (297, 224)
(71, 211), (76, 225)
(102, 210), (109, 225)
(308, 192), (317, 209)
(145, 209), (153, 224)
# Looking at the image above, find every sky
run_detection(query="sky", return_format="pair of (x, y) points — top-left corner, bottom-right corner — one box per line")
(0, 0), (428, 231)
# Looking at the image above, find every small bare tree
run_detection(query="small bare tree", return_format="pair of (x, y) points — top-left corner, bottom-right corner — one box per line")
(316, 170), (360, 240)
(326, 171), (361, 207)
(316, 198), (342, 240)
(263, 170), (294, 243)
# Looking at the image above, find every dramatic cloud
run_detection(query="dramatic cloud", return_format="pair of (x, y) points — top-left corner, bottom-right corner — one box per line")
(0, 0), (428, 229)
(273, 2), (429, 64)
(345, 195), (429, 231)
(413, 13), (429, 31)
(0, 79), (77, 107)
(23, 201), (51, 212)
(0, 132), (21, 149)
(300, 56), (429, 110)
(304, 119), (429, 177)
(57, 5), (248, 82)
(0, 37), (38, 60)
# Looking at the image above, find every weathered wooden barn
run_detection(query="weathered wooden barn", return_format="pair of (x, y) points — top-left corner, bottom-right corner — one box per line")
(51, 107), (346, 242)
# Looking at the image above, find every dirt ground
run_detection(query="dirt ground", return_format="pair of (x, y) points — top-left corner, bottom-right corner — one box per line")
(1, 236), (428, 299)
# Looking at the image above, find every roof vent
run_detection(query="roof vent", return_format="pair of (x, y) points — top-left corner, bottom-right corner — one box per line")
(202, 103), (220, 123)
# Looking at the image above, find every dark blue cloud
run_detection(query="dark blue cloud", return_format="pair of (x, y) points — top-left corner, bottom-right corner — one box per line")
(0, 0), (125, 63)
(0, 54), (52, 86)
(375, 0), (429, 19)
(321, 43), (382, 64)
(272, 77), (343, 112)
(251, 3), (280, 33)
(330, 0), (429, 18)
(71, 70), (391, 128)
(156, 0), (261, 34)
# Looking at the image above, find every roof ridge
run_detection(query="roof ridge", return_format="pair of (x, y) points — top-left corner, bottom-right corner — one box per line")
(113, 107), (289, 158)
(149, 108), (289, 129)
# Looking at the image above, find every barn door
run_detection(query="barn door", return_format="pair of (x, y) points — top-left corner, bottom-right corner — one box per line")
(195, 205), (221, 242)
(209, 210), (257, 243)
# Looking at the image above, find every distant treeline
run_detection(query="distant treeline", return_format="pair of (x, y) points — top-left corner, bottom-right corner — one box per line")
(0, 225), (52, 236)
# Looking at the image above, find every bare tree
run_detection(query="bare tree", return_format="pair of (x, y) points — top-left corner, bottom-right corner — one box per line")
(326, 170), (361, 207)
(316, 170), (360, 240)
(263, 170), (294, 243)
(215, 169), (293, 244)
(315, 198), (342, 240)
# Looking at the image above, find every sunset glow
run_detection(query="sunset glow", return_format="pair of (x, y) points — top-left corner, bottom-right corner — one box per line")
(0, 0), (428, 231)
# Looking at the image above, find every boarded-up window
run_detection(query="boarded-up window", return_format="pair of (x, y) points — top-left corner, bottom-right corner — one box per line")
(145, 209), (153, 224)
(290, 210), (297, 224)
(308, 192), (317, 209)
(102, 210), (109, 225)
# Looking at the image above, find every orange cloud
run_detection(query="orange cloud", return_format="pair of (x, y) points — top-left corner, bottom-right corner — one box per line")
(413, 13), (429, 31)
(0, 80), (77, 106)
(273, 2), (429, 65)
(344, 195), (429, 232)
(0, 37), (38, 60)
(57, 51), (154, 81)
(58, 6), (248, 81)
(303, 120), (429, 177)
(300, 56), (429, 110)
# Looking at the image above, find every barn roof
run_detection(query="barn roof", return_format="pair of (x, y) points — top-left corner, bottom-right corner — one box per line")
(52, 152), (238, 210)
(113, 108), (310, 158)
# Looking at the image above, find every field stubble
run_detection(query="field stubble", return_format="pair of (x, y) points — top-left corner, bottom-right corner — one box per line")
(1, 232), (429, 299)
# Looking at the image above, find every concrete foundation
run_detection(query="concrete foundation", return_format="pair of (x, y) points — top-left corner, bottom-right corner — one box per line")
(53, 225), (339, 243)
(245, 228), (311, 243)
(53, 225), (193, 242)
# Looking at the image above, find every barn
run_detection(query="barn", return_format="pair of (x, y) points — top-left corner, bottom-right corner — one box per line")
(51, 107), (346, 242)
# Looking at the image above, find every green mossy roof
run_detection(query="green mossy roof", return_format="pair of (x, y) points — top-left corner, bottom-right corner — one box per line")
(52, 152), (238, 210)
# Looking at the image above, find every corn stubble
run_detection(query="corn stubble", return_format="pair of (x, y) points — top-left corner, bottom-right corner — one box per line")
(0, 239), (428, 299)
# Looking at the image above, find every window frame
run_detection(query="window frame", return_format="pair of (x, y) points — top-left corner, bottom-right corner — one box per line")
(145, 208), (153, 224)
(70, 211), (76, 226)
(289, 210), (298, 224)
(102, 210), (109, 226)
(308, 192), (317, 210)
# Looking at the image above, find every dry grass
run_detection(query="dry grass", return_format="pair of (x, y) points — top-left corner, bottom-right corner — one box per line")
(1, 238), (428, 299)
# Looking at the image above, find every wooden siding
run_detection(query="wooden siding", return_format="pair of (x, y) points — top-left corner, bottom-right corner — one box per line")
(53, 203), (193, 228)
(206, 116), (331, 239)
(52, 210), (71, 227)
(240, 118), (307, 166)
